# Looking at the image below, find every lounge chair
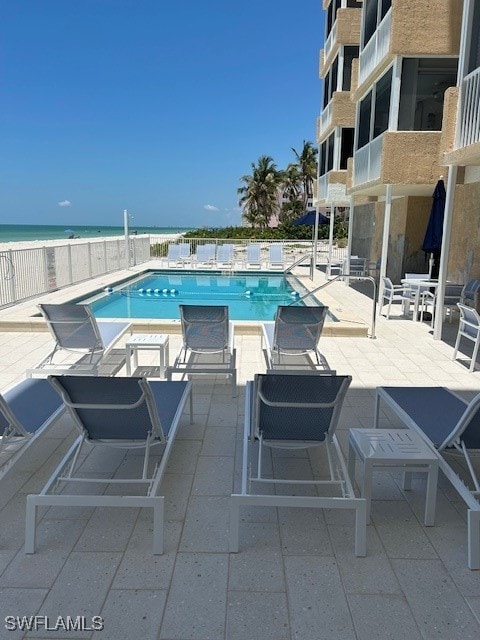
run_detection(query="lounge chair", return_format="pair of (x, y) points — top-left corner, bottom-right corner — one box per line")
(375, 385), (480, 569)
(262, 305), (329, 369)
(453, 303), (480, 372)
(166, 244), (182, 267)
(230, 372), (366, 556)
(179, 243), (191, 266)
(25, 375), (193, 555)
(0, 378), (65, 480)
(245, 244), (262, 269)
(167, 304), (237, 396)
(193, 244), (216, 269)
(216, 244), (234, 269)
(267, 244), (284, 270)
(27, 303), (131, 377)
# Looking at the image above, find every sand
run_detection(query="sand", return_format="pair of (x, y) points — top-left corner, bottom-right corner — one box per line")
(0, 233), (183, 252)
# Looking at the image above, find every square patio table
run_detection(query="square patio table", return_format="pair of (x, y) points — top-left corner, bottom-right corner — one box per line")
(125, 333), (169, 378)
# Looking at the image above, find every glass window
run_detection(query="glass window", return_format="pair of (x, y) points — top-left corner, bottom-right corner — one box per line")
(358, 91), (372, 149)
(342, 46), (358, 91)
(373, 68), (392, 138)
(327, 133), (335, 171)
(363, 0), (378, 46)
(340, 129), (354, 169)
(319, 140), (327, 176)
(468, 0), (480, 73)
(347, 0), (362, 8)
(380, 0), (391, 21)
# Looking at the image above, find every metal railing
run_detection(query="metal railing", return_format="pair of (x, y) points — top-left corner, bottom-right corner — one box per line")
(458, 66), (480, 149)
(358, 9), (392, 87)
(289, 274), (378, 339)
(354, 134), (383, 186)
(0, 236), (151, 309)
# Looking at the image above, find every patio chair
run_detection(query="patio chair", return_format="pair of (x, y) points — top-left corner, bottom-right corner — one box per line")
(245, 244), (262, 269)
(167, 304), (237, 396)
(193, 244), (216, 269)
(25, 375), (193, 555)
(420, 283), (463, 326)
(27, 303), (131, 377)
(375, 385), (480, 568)
(267, 244), (284, 270)
(230, 372), (367, 556)
(216, 244), (234, 269)
(343, 257), (367, 278)
(179, 242), (191, 266)
(380, 277), (412, 319)
(453, 303), (480, 372)
(262, 305), (330, 369)
(460, 279), (480, 308)
(166, 244), (182, 267)
(0, 377), (65, 480)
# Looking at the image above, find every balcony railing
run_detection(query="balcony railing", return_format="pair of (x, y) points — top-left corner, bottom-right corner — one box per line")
(318, 102), (333, 139)
(358, 9), (392, 87)
(317, 174), (328, 201)
(324, 20), (337, 63)
(458, 67), (480, 149)
(353, 135), (384, 186)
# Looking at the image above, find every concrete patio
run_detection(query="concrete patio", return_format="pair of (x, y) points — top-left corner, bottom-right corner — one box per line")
(1, 269), (480, 640)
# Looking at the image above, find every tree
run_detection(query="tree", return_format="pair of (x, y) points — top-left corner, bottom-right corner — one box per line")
(238, 156), (283, 228)
(292, 140), (318, 213)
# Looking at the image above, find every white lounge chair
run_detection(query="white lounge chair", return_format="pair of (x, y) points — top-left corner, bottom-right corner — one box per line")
(27, 303), (131, 377)
(262, 305), (329, 369)
(166, 244), (182, 267)
(267, 244), (284, 270)
(375, 385), (480, 569)
(0, 378), (65, 480)
(216, 244), (234, 269)
(230, 372), (366, 557)
(245, 244), (262, 269)
(25, 375), (193, 555)
(193, 244), (216, 269)
(167, 304), (237, 396)
(179, 243), (191, 266)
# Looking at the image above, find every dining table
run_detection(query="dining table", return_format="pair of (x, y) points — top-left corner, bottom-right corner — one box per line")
(400, 278), (440, 322)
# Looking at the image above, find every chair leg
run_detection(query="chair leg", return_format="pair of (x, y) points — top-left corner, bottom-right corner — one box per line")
(453, 330), (462, 361)
(470, 337), (480, 372)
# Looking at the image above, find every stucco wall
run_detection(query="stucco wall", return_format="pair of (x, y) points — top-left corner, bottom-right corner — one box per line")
(448, 181), (480, 283)
(391, 0), (461, 56)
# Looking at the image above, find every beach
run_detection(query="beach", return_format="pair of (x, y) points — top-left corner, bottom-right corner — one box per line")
(0, 233), (183, 253)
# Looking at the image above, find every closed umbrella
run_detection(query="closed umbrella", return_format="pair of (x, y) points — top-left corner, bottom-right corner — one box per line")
(293, 210), (329, 276)
(422, 179), (446, 278)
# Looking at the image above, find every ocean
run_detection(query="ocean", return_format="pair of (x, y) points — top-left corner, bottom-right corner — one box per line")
(0, 224), (192, 243)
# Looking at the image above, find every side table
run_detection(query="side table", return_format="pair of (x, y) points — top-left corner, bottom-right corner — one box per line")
(125, 334), (170, 378)
(348, 428), (439, 526)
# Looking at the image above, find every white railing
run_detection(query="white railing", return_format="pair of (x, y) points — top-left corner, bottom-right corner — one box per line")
(0, 236), (151, 309)
(353, 135), (384, 186)
(324, 20), (337, 63)
(457, 66), (480, 149)
(318, 102), (333, 139)
(358, 10), (392, 87)
(317, 174), (328, 201)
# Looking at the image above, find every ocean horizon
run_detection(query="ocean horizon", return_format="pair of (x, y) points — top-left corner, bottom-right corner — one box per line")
(0, 224), (192, 243)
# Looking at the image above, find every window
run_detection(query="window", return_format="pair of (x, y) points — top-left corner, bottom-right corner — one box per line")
(398, 58), (457, 131)
(356, 68), (393, 149)
(342, 46), (359, 91)
(322, 56), (339, 109)
(340, 129), (354, 169)
(358, 91), (372, 149)
(468, 1), (480, 73)
(362, 0), (392, 48)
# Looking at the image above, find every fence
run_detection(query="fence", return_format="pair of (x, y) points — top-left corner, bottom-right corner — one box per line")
(0, 236), (350, 309)
(0, 236), (151, 309)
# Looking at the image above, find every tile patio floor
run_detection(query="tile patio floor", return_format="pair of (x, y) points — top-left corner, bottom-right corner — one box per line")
(1, 269), (480, 639)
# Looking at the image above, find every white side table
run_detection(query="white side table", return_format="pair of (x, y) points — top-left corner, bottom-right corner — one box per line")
(348, 428), (439, 526)
(125, 334), (170, 378)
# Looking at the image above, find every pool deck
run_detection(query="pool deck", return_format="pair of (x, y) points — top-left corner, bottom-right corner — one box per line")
(1, 263), (480, 639)
(0, 261), (369, 337)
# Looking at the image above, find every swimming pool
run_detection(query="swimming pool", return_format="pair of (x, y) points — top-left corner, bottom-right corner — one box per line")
(86, 271), (325, 322)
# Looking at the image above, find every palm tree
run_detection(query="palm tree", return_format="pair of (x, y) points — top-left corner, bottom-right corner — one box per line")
(238, 156), (283, 228)
(292, 141), (318, 213)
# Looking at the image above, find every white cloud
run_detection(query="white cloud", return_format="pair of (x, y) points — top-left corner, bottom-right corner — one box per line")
(203, 204), (219, 212)
(58, 200), (72, 207)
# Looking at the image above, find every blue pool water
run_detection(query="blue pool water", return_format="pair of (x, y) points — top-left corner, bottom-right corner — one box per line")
(87, 271), (322, 321)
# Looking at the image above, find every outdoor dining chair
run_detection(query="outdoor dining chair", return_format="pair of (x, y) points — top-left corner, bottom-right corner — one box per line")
(380, 277), (412, 319)
(27, 303), (131, 377)
(453, 303), (480, 372)
(25, 375), (193, 555)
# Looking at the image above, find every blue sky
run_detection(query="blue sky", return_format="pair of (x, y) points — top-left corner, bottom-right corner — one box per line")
(1, 1), (323, 228)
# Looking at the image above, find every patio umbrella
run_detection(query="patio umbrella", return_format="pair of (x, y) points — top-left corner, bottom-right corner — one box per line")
(422, 179), (446, 278)
(293, 210), (329, 275)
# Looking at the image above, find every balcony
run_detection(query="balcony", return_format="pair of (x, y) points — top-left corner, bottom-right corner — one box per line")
(320, 8), (362, 76)
(317, 170), (349, 206)
(444, 67), (480, 165)
(354, 1), (461, 99)
(317, 92), (356, 143)
(351, 132), (446, 196)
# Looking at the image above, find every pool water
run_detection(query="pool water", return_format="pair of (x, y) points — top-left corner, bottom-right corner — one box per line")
(88, 271), (322, 321)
